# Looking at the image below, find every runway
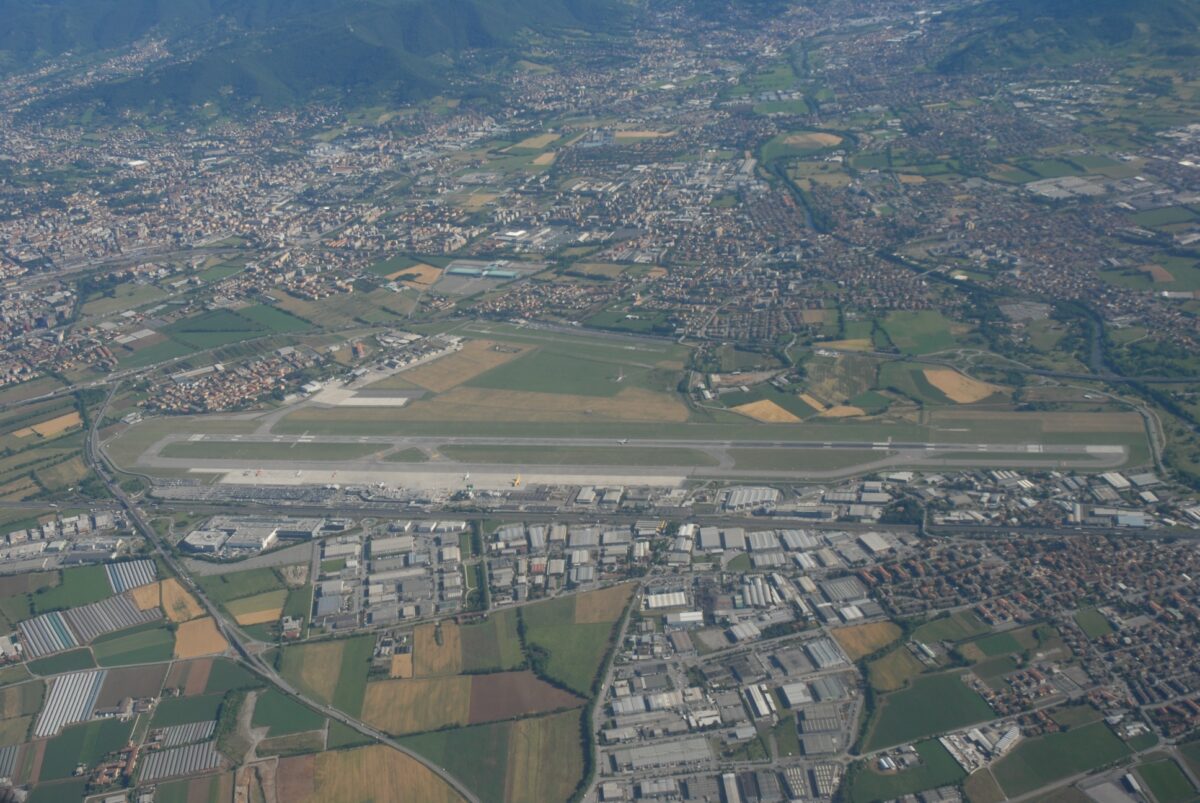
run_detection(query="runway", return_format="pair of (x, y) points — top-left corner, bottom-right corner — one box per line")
(122, 431), (1131, 488)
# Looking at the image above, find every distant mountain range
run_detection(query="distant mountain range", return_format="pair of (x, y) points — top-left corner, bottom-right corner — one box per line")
(2, 0), (624, 112)
(936, 0), (1200, 73)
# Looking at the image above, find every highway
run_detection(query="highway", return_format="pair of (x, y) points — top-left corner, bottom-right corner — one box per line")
(84, 385), (483, 803)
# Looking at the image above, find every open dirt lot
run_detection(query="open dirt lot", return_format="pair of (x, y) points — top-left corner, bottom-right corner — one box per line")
(362, 677), (472, 734)
(468, 672), (582, 724)
(401, 340), (532, 393)
(284, 745), (464, 803)
(923, 369), (1003, 404)
(732, 399), (801, 424)
(413, 623), (462, 676)
(174, 617), (228, 659)
(832, 621), (903, 661)
(532, 151), (557, 165)
(575, 583), (635, 625)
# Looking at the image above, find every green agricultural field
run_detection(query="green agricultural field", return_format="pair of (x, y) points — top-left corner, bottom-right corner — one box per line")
(522, 597), (613, 696)
(117, 339), (196, 369)
(28, 779), (88, 803)
(1135, 759), (1197, 803)
(967, 631), (1022, 658)
(80, 283), (168, 318)
(864, 672), (994, 751)
(30, 564), (111, 614)
(992, 722), (1130, 798)
(465, 349), (670, 397)
(847, 740), (966, 803)
(236, 304), (310, 333)
(912, 610), (990, 644)
(867, 646), (926, 693)
(27, 648), (95, 675)
(152, 693), (224, 727)
(877, 363), (953, 405)
(197, 568), (286, 604)
(881, 311), (962, 355)
(439, 444), (717, 467)
(40, 718), (134, 780)
(160, 440), (382, 461)
(327, 719), (374, 750)
(92, 623), (175, 667)
(204, 659), (260, 695)
(402, 710), (583, 803)
(461, 610), (525, 673)
(367, 254), (419, 277)
(402, 719), (512, 803)
(251, 688), (324, 736)
(1074, 608), (1114, 639)
(1182, 742), (1200, 784)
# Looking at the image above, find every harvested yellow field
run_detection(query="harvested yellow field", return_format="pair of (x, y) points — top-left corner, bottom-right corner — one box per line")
(1137, 263), (1174, 283)
(402, 340), (532, 393)
(732, 399), (801, 424)
(413, 622), (462, 676)
(800, 309), (829, 324)
(291, 641), (345, 703)
(505, 711), (584, 803)
(362, 677), (472, 734)
(897, 173), (927, 184)
(832, 621), (903, 660)
(784, 132), (843, 149)
(575, 583), (635, 625)
(129, 583), (161, 611)
(820, 339), (873, 351)
(532, 151), (557, 165)
(923, 369), (1002, 404)
(161, 579), (205, 622)
(821, 405), (866, 418)
(389, 653), (414, 679)
(798, 393), (828, 413)
(25, 412), (82, 438)
(174, 617), (228, 659)
(395, 386), (690, 424)
(227, 590), (287, 626)
(290, 745), (464, 803)
(386, 263), (442, 286)
(615, 129), (674, 139)
(513, 132), (559, 150)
